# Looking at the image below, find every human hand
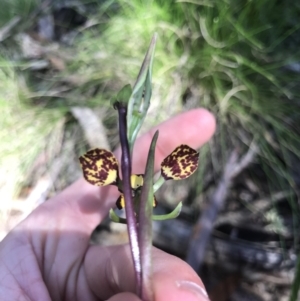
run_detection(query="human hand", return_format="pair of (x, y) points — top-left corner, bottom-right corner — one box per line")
(0, 109), (215, 301)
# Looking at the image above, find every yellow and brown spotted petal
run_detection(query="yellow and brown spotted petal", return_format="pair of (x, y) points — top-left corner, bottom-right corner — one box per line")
(116, 194), (125, 210)
(79, 148), (119, 186)
(130, 174), (144, 190)
(161, 144), (199, 180)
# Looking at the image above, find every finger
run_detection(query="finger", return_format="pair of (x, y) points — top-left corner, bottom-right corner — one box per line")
(85, 245), (209, 301)
(34, 109), (216, 232)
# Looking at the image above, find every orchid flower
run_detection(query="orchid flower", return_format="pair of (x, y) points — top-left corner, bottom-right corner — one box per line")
(79, 144), (199, 223)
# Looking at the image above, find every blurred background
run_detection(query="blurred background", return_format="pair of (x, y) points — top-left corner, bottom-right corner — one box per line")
(0, 0), (300, 300)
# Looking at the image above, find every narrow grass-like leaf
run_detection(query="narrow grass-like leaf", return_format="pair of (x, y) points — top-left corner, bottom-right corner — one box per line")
(127, 34), (157, 154)
(152, 202), (182, 221)
(138, 130), (159, 301)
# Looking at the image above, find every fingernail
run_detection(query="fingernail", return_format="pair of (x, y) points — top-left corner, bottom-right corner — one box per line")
(176, 280), (209, 300)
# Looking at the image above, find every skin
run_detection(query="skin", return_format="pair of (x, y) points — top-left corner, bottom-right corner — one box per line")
(0, 108), (216, 301)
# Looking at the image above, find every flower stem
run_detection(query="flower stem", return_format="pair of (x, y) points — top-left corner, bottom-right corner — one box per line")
(115, 101), (141, 296)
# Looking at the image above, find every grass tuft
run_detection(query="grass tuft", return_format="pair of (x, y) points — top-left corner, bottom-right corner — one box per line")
(0, 57), (63, 215)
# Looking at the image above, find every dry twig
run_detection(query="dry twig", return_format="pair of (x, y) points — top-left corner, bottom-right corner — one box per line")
(71, 106), (110, 150)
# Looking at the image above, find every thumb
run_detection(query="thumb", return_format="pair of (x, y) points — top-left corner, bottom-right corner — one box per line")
(85, 244), (210, 301)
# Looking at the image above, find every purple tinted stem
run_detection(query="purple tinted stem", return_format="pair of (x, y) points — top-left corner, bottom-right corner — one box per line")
(115, 102), (141, 296)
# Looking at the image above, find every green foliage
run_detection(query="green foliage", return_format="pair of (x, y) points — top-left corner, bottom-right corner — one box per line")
(65, 0), (184, 126)
(0, 58), (63, 210)
(179, 0), (300, 175)
(0, 0), (38, 27)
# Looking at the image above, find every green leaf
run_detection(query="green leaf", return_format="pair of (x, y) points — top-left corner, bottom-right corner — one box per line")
(138, 130), (159, 301)
(127, 34), (157, 154)
(152, 202), (182, 221)
(109, 209), (127, 224)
